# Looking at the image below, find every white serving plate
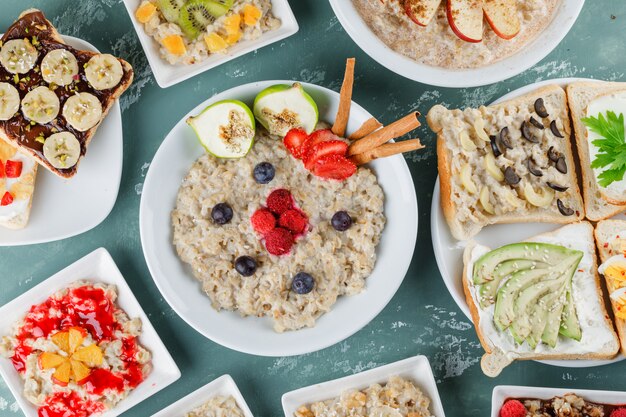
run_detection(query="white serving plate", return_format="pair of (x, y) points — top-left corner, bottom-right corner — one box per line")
(0, 248), (181, 417)
(431, 78), (626, 367)
(140, 80), (418, 357)
(282, 355), (445, 417)
(153, 374), (253, 417)
(0, 36), (123, 246)
(491, 385), (626, 417)
(122, 0), (299, 88)
(328, 0), (585, 87)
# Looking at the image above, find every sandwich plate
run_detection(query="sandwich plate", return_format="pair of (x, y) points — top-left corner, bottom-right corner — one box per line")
(140, 81), (418, 357)
(431, 78), (625, 367)
(0, 35), (123, 247)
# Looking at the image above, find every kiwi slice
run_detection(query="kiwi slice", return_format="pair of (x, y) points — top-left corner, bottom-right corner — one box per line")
(178, 0), (229, 40)
(156, 0), (186, 23)
(212, 0), (234, 7)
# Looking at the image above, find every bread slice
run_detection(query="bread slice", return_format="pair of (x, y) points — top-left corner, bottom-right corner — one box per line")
(0, 138), (37, 229)
(594, 219), (626, 354)
(428, 85), (584, 241)
(463, 222), (620, 377)
(567, 82), (626, 217)
(0, 9), (133, 178)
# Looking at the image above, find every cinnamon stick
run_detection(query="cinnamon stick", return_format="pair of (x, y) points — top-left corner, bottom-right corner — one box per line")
(347, 112), (421, 156)
(350, 139), (424, 165)
(348, 117), (383, 140)
(332, 58), (356, 137)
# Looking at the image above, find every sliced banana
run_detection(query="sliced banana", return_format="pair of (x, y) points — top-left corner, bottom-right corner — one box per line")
(22, 86), (60, 124)
(523, 183), (555, 207)
(460, 163), (478, 194)
(43, 132), (81, 169)
(0, 39), (38, 74)
(480, 187), (495, 214)
(483, 152), (504, 181)
(459, 130), (477, 151)
(41, 49), (79, 86)
(63, 93), (102, 132)
(0, 82), (20, 120)
(84, 54), (123, 90)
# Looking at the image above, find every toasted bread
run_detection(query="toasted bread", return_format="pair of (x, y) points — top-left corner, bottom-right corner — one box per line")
(0, 9), (133, 178)
(428, 85), (584, 241)
(463, 222), (619, 377)
(567, 81), (626, 217)
(0, 138), (37, 229)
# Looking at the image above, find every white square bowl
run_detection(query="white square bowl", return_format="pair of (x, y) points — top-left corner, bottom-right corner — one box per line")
(153, 374), (253, 417)
(121, 0), (299, 88)
(491, 386), (626, 417)
(281, 356), (445, 417)
(0, 248), (181, 417)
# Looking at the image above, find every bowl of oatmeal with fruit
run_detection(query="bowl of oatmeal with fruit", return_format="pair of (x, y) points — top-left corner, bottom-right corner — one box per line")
(329, 0), (584, 87)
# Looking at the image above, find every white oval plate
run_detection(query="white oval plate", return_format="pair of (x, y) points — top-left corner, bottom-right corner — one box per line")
(328, 0), (585, 88)
(140, 81), (418, 357)
(431, 78), (625, 367)
(0, 36), (123, 246)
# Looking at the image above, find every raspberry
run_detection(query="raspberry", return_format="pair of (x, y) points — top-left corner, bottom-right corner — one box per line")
(251, 209), (276, 234)
(500, 400), (526, 417)
(611, 408), (626, 417)
(279, 209), (308, 235)
(266, 189), (293, 215)
(264, 227), (294, 256)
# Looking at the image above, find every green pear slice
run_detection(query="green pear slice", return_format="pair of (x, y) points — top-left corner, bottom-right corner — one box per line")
(187, 99), (255, 158)
(253, 83), (319, 136)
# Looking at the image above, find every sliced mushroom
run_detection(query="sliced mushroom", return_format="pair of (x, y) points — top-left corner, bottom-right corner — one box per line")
(534, 98), (549, 118)
(498, 126), (513, 149)
(547, 182), (569, 192)
(521, 121), (539, 143)
(550, 120), (564, 138)
(504, 167), (521, 185)
(548, 146), (561, 162)
(557, 199), (575, 216)
(556, 157), (567, 174)
(526, 158), (543, 177)
(529, 116), (545, 130)
(490, 135), (502, 157)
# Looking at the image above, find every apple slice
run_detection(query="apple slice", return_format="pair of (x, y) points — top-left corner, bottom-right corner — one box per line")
(38, 352), (65, 370)
(483, 0), (521, 39)
(447, 0), (483, 43)
(52, 361), (71, 386)
(72, 345), (104, 367)
(405, 0), (442, 27)
(70, 359), (91, 384)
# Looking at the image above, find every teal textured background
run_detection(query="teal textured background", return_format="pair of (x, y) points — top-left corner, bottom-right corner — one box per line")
(0, 1), (625, 416)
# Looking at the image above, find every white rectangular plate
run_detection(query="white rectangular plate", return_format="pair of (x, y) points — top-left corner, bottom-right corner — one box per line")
(153, 374), (253, 417)
(121, 0), (299, 88)
(0, 248), (181, 417)
(281, 355), (445, 417)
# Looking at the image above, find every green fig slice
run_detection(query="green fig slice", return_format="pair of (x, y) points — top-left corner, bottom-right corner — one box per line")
(186, 99), (255, 158)
(253, 83), (319, 136)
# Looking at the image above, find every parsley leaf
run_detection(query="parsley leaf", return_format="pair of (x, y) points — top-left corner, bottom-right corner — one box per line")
(582, 111), (626, 187)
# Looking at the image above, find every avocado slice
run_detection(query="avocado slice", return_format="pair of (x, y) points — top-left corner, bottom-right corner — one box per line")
(477, 259), (547, 308)
(511, 277), (566, 342)
(560, 288), (582, 341)
(526, 290), (558, 349)
(541, 290), (567, 348)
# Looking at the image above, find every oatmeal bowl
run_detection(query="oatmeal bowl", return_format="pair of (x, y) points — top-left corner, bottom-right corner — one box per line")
(140, 59), (421, 356)
(328, 0), (585, 87)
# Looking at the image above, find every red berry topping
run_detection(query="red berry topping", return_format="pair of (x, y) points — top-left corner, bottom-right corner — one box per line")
(265, 227), (294, 256)
(312, 154), (357, 180)
(301, 129), (339, 156)
(283, 128), (309, 159)
(303, 140), (348, 170)
(611, 408), (626, 417)
(5, 160), (22, 178)
(1, 191), (13, 206)
(266, 189), (293, 215)
(500, 400), (526, 417)
(0, 160), (4, 178)
(251, 208), (276, 234)
(279, 209), (308, 235)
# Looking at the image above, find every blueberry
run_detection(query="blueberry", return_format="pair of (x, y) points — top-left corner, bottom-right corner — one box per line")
(254, 162), (275, 184)
(234, 256), (257, 276)
(331, 211), (352, 231)
(211, 203), (233, 224)
(291, 272), (315, 294)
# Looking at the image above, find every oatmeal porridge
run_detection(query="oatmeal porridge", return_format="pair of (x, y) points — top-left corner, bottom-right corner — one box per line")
(500, 394), (626, 417)
(351, 0), (561, 69)
(185, 395), (245, 417)
(295, 376), (433, 417)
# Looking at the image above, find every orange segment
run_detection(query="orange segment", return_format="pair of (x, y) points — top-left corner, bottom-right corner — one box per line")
(52, 361), (71, 386)
(68, 327), (85, 353)
(226, 31), (242, 45)
(162, 35), (186, 56)
(70, 359), (91, 383)
(72, 345), (103, 367)
(243, 5), (262, 26)
(224, 14), (242, 35)
(204, 33), (228, 53)
(51, 331), (70, 353)
(135, 1), (157, 23)
(39, 352), (66, 370)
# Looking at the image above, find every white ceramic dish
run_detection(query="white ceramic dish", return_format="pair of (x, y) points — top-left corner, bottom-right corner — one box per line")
(0, 36), (123, 246)
(140, 80), (418, 357)
(431, 78), (625, 367)
(122, 0), (299, 88)
(328, 0), (585, 88)
(0, 248), (181, 417)
(153, 374), (253, 417)
(491, 385), (626, 417)
(282, 355), (445, 417)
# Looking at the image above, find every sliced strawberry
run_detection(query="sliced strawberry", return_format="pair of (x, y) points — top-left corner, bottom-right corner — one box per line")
(301, 129), (340, 157)
(283, 128), (309, 159)
(5, 160), (22, 178)
(303, 140), (348, 170)
(1, 191), (13, 206)
(312, 154), (357, 180)
(0, 161), (4, 178)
